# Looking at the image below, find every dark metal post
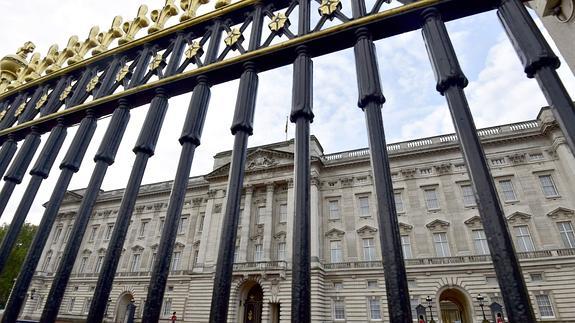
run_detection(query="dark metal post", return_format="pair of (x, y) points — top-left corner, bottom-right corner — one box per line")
(497, 0), (575, 155)
(421, 8), (536, 322)
(351, 1), (412, 321)
(0, 136), (18, 180)
(0, 111), (97, 323)
(290, 1), (313, 322)
(87, 34), (187, 323)
(209, 7), (264, 323)
(126, 298), (136, 323)
(142, 22), (222, 323)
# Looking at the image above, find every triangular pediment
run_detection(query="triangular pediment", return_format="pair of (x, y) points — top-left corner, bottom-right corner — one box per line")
(507, 212), (532, 224)
(398, 222), (413, 232)
(274, 231), (287, 240)
(325, 228), (345, 238)
(546, 207), (574, 220)
(206, 148), (294, 179)
(131, 245), (144, 252)
(464, 215), (482, 226)
(426, 219), (450, 231)
(356, 225), (378, 236)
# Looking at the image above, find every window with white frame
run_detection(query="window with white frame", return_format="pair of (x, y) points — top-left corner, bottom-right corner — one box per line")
(150, 252), (157, 270)
(42, 254), (52, 272)
(63, 226), (72, 243)
(358, 196), (370, 217)
(394, 192), (404, 213)
(52, 226), (62, 244)
(254, 244), (263, 261)
(557, 221), (575, 248)
(171, 251), (181, 270)
(473, 229), (490, 255)
(433, 232), (451, 257)
(162, 298), (172, 317)
(277, 242), (286, 261)
(401, 235), (412, 259)
(333, 282), (343, 290)
(368, 298), (382, 320)
(197, 214), (204, 232)
(461, 184), (476, 207)
(79, 256), (88, 273)
(514, 225), (535, 252)
(130, 254), (141, 272)
(256, 206), (265, 224)
(279, 203), (287, 223)
(95, 256), (104, 272)
(158, 218), (165, 235)
(424, 188), (440, 210)
(329, 200), (340, 220)
(333, 299), (346, 320)
(67, 297), (75, 313)
(83, 297), (92, 313)
(178, 216), (188, 234)
(105, 224), (114, 240)
(193, 250), (199, 266)
(363, 238), (376, 261)
(330, 240), (343, 263)
(88, 226), (98, 242)
(55, 254), (62, 271)
(498, 179), (517, 202)
(535, 294), (555, 318)
(367, 280), (378, 289)
(539, 175), (559, 197)
(138, 221), (148, 237)
(234, 246), (239, 262)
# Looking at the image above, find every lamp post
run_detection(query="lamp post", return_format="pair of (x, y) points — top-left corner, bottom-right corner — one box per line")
(477, 294), (489, 323)
(105, 297), (112, 319)
(426, 296), (436, 323)
(126, 298), (136, 323)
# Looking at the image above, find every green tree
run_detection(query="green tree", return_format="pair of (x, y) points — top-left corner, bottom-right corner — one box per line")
(0, 222), (37, 309)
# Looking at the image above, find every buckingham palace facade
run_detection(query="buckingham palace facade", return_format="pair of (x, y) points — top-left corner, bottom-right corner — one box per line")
(18, 107), (575, 322)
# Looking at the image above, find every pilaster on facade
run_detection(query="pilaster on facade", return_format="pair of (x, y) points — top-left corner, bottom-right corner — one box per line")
(238, 185), (253, 263)
(262, 183), (275, 261)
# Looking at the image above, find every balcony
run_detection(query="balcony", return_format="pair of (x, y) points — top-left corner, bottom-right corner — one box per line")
(233, 261), (287, 271)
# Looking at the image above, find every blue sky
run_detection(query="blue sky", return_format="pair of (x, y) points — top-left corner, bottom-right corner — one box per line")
(0, 0), (573, 224)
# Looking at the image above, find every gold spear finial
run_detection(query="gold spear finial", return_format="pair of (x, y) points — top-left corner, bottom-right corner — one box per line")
(16, 42), (36, 60)
(24, 45), (59, 82)
(149, 0), (180, 34)
(93, 16), (125, 55)
(180, 0), (210, 22)
(215, 0), (231, 9)
(1, 41), (36, 92)
(68, 26), (100, 65)
(46, 37), (78, 74)
(119, 5), (150, 45)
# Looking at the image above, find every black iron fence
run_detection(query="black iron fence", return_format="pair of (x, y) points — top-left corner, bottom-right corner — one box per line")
(0, 0), (573, 322)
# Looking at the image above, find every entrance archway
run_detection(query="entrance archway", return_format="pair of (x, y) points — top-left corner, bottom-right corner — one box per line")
(237, 282), (264, 323)
(438, 287), (473, 323)
(114, 292), (134, 323)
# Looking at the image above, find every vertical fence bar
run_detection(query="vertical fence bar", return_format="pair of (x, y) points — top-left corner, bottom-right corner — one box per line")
(290, 1), (313, 322)
(0, 135), (18, 180)
(87, 33), (187, 323)
(350, 1), (412, 321)
(142, 22), (222, 323)
(421, 8), (536, 322)
(497, 0), (575, 154)
(209, 5), (264, 323)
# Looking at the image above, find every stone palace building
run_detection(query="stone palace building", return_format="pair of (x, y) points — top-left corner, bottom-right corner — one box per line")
(18, 107), (575, 322)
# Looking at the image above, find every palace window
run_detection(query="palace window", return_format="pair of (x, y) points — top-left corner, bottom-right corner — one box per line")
(557, 221), (575, 248)
(539, 175), (559, 197)
(333, 299), (346, 320)
(138, 221), (148, 237)
(367, 280), (378, 289)
(234, 246), (239, 262)
(277, 242), (286, 261)
(279, 203), (288, 223)
(535, 294), (555, 318)
(498, 179), (517, 202)
(473, 229), (489, 255)
(433, 232), (451, 257)
(42, 254), (52, 272)
(162, 298), (172, 317)
(171, 252), (181, 270)
(52, 226), (62, 244)
(150, 252), (157, 270)
(79, 256), (88, 273)
(368, 298), (382, 320)
(514, 225), (535, 252)
(256, 206), (265, 224)
(401, 235), (412, 259)
(394, 192), (404, 213)
(88, 226), (99, 242)
(158, 218), (165, 235)
(255, 244), (263, 261)
(193, 250), (199, 266)
(105, 224), (114, 240)
(424, 188), (440, 210)
(329, 200), (340, 220)
(130, 254), (141, 272)
(178, 216), (188, 235)
(83, 297), (92, 314)
(63, 226), (72, 243)
(95, 255), (104, 272)
(363, 238), (376, 261)
(358, 196), (370, 217)
(461, 185), (476, 207)
(197, 214), (204, 232)
(67, 297), (75, 313)
(330, 240), (343, 263)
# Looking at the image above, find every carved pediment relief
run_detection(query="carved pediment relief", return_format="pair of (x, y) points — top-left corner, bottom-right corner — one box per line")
(98, 248), (107, 254)
(325, 228), (345, 239)
(131, 245), (144, 252)
(546, 207), (574, 220)
(150, 243), (159, 250)
(464, 215), (482, 228)
(207, 148), (294, 179)
(398, 222), (413, 234)
(507, 212), (532, 224)
(81, 249), (92, 255)
(401, 168), (417, 178)
(174, 242), (186, 251)
(274, 231), (287, 241)
(246, 153), (278, 170)
(426, 219), (450, 231)
(356, 225), (377, 237)
(434, 163), (452, 175)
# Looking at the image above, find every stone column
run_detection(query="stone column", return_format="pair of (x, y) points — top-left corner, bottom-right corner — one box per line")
(238, 186), (253, 262)
(310, 177), (321, 266)
(263, 183), (275, 261)
(553, 137), (575, 189)
(286, 179), (294, 263)
(197, 190), (216, 268)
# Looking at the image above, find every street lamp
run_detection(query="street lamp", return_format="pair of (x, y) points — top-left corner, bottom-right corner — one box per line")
(105, 297), (112, 318)
(426, 296), (436, 323)
(477, 294), (489, 323)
